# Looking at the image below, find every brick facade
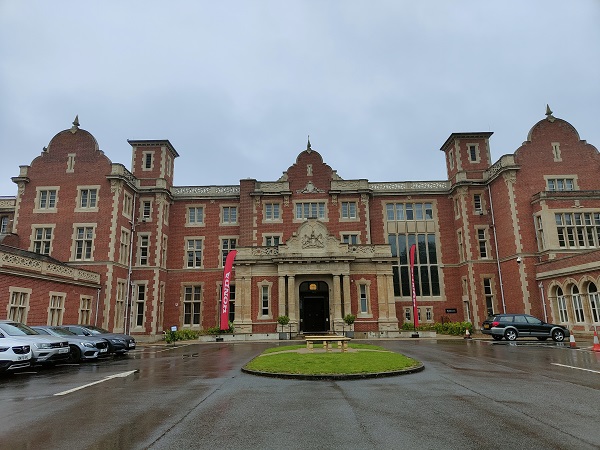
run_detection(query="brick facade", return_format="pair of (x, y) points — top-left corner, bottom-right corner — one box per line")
(1, 110), (599, 338)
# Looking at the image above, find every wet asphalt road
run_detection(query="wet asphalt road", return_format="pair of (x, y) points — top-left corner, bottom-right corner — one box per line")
(1, 339), (599, 450)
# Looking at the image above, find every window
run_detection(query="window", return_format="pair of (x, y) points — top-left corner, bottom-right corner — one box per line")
(123, 192), (133, 218)
(261, 285), (270, 316)
(143, 152), (153, 170)
(264, 203), (280, 221)
(359, 284), (369, 314)
(33, 227), (52, 255)
(474, 194), (483, 213)
(162, 235), (168, 268)
(457, 230), (464, 262)
(142, 201), (152, 220)
(138, 234), (150, 266)
(79, 188), (98, 209)
(547, 178), (575, 191)
(556, 288), (568, 322)
(119, 229), (130, 265)
(115, 280), (127, 330)
(468, 144), (478, 162)
(186, 239), (203, 268)
(183, 286), (201, 326)
(135, 284), (146, 327)
(426, 307), (433, 321)
(48, 293), (65, 326)
(74, 226), (94, 260)
(448, 149), (455, 170)
(79, 296), (93, 325)
(388, 205), (440, 298)
(264, 235), (280, 246)
(535, 216), (545, 251)
(483, 278), (494, 316)
(295, 202), (326, 220)
(222, 206), (238, 224)
(8, 289), (30, 322)
(188, 206), (204, 225)
(228, 285), (236, 323)
(221, 238), (237, 266)
(477, 228), (488, 259)
(571, 286), (585, 323)
(1, 216), (9, 234)
(404, 308), (411, 321)
(37, 189), (57, 210)
(342, 234), (359, 245)
(555, 212), (600, 249)
(341, 202), (357, 219)
(386, 203), (433, 221)
(588, 283), (600, 323)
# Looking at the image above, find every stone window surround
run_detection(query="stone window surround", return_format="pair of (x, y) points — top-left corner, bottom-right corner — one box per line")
(184, 236), (204, 269)
(186, 204), (206, 227)
(355, 278), (372, 318)
(30, 223), (56, 255)
(34, 186), (60, 213)
(257, 280), (273, 319)
(75, 185), (100, 212)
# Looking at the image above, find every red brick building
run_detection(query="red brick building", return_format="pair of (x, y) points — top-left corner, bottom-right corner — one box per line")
(1, 108), (599, 339)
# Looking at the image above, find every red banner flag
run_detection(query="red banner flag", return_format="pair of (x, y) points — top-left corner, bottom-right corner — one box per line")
(220, 250), (237, 330)
(409, 244), (419, 328)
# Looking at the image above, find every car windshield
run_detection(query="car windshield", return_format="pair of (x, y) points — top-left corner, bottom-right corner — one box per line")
(0, 322), (39, 336)
(50, 327), (77, 336)
(84, 325), (110, 334)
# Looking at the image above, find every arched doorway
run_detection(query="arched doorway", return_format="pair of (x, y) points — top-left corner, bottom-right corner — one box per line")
(299, 281), (330, 333)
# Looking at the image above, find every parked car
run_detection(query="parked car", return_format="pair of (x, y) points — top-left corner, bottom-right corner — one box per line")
(62, 325), (136, 354)
(481, 314), (570, 342)
(0, 337), (33, 373)
(0, 320), (70, 364)
(31, 326), (110, 362)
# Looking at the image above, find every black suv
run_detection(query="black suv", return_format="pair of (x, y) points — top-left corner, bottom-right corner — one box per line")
(481, 314), (570, 342)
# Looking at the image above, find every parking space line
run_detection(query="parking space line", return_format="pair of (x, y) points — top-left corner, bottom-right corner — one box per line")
(54, 370), (137, 396)
(551, 363), (600, 374)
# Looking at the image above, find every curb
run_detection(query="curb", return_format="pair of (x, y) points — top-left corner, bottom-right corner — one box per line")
(241, 363), (425, 381)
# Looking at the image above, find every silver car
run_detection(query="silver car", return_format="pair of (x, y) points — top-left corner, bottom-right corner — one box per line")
(0, 320), (70, 364)
(32, 326), (110, 362)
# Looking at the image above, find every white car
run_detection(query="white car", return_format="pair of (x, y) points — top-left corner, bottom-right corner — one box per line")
(0, 321), (70, 364)
(0, 337), (33, 373)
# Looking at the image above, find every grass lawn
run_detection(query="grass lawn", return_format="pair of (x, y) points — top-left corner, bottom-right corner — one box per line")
(243, 343), (421, 375)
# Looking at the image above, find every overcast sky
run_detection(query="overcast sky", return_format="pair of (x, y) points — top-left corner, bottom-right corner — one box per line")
(1, 1), (599, 196)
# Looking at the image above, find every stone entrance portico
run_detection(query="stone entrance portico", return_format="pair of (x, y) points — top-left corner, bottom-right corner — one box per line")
(234, 219), (399, 334)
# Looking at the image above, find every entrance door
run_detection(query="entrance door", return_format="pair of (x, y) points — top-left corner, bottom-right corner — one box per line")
(299, 281), (329, 333)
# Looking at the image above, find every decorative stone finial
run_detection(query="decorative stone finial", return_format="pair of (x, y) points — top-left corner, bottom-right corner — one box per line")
(70, 115), (80, 133)
(306, 135), (312, 153)
(545, 104), (555, 122)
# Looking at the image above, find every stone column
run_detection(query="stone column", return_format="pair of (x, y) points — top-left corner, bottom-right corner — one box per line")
(287, 275), (297, 324)
(343, 275), (351, 317)
(278, 276), (286, 317)
(333, 275), (342, 321)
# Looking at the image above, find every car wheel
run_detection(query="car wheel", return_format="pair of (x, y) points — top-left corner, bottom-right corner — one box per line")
(492, 335), (503, 341)
(68, 345), (81, 363)
(504, 329), (518, 341)
(537, 337), (548, 341)
(552, 329), (565, 342)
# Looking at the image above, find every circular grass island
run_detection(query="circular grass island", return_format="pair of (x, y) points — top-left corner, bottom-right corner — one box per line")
(242, 343), (424, 380)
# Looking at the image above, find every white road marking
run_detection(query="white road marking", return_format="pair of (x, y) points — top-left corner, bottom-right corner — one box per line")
(54, 370), (137, 396)
(551, 363), (600, 374)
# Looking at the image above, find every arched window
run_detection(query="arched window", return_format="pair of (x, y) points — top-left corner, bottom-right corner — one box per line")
(556, 287), (568, 323)
(588, 283), (600, 323)
(571, 285), (585, 323)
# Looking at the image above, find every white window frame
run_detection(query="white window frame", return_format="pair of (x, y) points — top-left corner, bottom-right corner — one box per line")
(341, 201), (358, 220)
(31, 225), (54, 255)
(138, 233), (150, 266)
(35, 187), (59, 213)
(183, 285), (202, 327)
(72, 224), (96, 261)
(187, 205), (205, 226)
(185, 237), (204, 268)
(79, 296), (93, 325)
(264, 202), (282, 222)
(75, 186), (100, 212)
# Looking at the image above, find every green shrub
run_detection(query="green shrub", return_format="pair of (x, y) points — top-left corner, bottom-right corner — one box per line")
(163, 323), (235, 343)
(401, 321), (473, 335)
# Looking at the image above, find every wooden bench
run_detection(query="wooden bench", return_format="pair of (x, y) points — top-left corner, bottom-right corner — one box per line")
(304, 335), (351, 353)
